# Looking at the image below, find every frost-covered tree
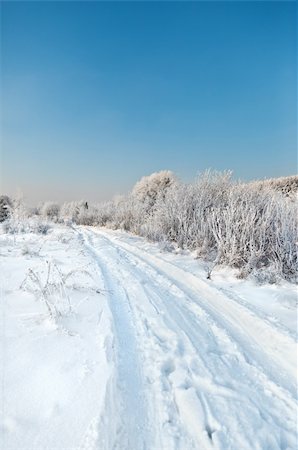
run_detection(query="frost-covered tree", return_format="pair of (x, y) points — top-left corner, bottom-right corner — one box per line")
(0, 195), (12, 222)
(132, 170), (176, 211)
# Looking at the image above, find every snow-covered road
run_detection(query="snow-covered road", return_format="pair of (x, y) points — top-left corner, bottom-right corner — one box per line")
(1, 225), (297, 450)
(78, 227), (297, 450)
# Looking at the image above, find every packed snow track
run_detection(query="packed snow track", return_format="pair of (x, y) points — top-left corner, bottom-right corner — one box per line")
(1, 225), (297, 450)
(79, 227), (297, 450)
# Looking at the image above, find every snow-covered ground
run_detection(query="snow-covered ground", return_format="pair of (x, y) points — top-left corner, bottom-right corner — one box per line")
(0, 224), (297, 450)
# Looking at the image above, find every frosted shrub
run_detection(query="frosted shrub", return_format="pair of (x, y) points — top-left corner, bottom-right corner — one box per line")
(250, 175), (298, 199)
(0, 195), (12, 222)
(33, 221), (51, 235)
(1, 197), (51, 235)
(54, 169), (297, 283)
(76, 205), (99, 226)
(3, 217), (51, 235)
(208, 184), (297, 280)
(144, 170), (232, 250)
(20, 261), (72, 319)
(132, 170), (176, 212)
(96, 201), (116, 227)
(132, 170), (297, 281)
(92, 170), (297, 281)
(60, 201), (89, 224)
(41, 202), (60, 222)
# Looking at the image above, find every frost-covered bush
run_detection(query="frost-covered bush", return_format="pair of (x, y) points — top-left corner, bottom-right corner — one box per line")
(60, 201), (90, 224)
(77, 205), (101, 226)
(1, 196), (31, 234)
(137, 170), (232, 249)
(41, 202), (60, 222)
(250, 175), (298, 199)
(132, 170), (176, 212)
(0, 195), (12, 222)
(36, 169), (297, 283)
(207, 183), (297, 279)
(3, 217), (51, 235)
(95, 169), (297, 282)
(106, 195), (137, 231)
(20, 261), (72, 319)
(0, 195), (52, 235)
(93, 201), (116, 227)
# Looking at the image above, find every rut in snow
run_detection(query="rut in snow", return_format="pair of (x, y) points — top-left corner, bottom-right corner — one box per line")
(78, 227), (297, 450)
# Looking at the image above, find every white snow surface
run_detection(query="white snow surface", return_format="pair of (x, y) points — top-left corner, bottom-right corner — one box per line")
(0, 225), (297, 450)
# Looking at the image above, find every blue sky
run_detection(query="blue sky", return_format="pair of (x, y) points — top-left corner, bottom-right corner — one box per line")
(1, 1), (296, 203)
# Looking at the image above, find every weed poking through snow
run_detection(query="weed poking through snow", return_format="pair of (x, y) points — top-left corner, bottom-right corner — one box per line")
(20, 261), (96, 321)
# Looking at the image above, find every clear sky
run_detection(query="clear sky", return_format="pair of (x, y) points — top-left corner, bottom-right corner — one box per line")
(1, 1), (297, 203)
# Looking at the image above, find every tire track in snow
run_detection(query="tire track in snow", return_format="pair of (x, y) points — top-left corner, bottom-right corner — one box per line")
(81, 229), (196, 450)
(96, 228), (297, 397)
(80, 230), (150, 450)
(81, 227), (297, 450)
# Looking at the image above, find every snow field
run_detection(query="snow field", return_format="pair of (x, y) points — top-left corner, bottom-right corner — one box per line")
(0, 224), (297, 449)
(0, 228), (112, 450)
